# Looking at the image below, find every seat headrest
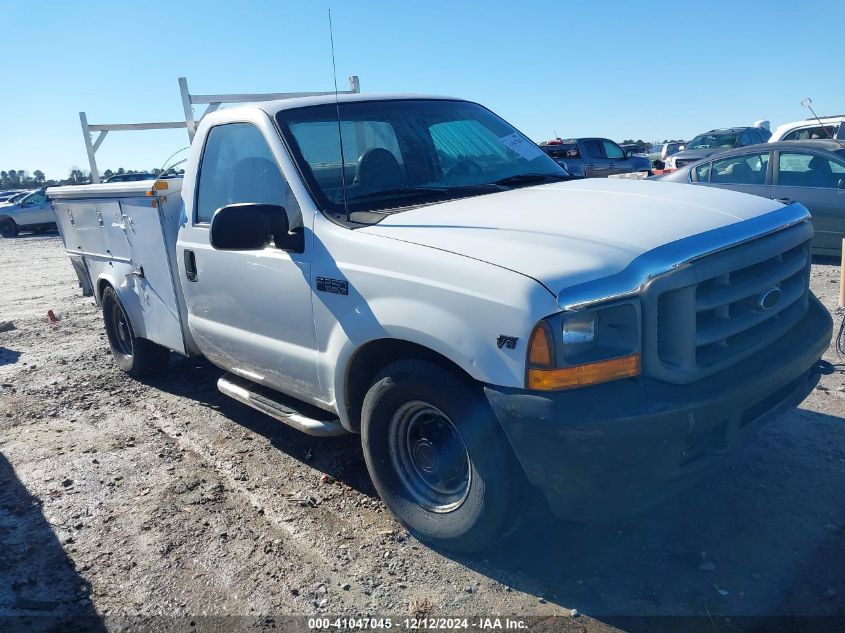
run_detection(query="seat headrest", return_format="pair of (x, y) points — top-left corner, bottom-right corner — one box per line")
(230, 157), (285, 203)
(355, 148), (403, 191)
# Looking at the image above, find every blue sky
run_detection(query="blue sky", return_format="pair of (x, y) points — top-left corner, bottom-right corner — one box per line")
(2, 0), (843, 179)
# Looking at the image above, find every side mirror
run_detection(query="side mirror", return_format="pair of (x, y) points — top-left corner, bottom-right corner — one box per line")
(839, 178), (845, 190)
(623, 150), (633, 160)
(210, 203), (290, 251)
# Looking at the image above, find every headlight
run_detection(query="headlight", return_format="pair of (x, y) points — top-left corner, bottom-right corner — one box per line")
(561, 312), (597, 357)
(527, 301), (641, 391)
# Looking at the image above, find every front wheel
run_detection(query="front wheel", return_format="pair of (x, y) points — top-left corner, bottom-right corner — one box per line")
(101, 286), (170, 377)
(361, 360), (526, 553)
(0, 218), (18, 238)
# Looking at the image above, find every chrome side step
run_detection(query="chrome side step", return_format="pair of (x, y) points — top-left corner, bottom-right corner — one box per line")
(217, 373), (347, 437)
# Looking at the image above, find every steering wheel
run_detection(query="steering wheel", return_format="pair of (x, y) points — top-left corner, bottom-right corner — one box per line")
(448, 160), (483, 179)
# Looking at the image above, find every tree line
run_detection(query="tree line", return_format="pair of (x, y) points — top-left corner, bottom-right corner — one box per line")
(0, 167), (183, 190)
(620, 139), (686, 148)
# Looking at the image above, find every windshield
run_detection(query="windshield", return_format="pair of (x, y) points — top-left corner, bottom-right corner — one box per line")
(276, 99), (567, 219)
(686, 132), (739, 150)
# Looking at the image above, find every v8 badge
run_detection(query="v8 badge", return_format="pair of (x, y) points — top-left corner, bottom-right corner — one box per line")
(496, 335), (518, 350)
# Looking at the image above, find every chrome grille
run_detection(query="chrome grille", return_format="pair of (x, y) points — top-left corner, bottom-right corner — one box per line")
(648, 226), (811, 383)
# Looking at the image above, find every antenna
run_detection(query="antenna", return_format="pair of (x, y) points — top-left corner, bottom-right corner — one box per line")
(801, 98), (833, 138)
(801, 97), (845, 149)
(329, 9), (351, 222)
(155, 146), (190, 180)
(801, 97), (845, 150)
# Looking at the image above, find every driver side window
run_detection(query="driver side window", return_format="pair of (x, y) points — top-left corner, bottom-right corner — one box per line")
(602, 140), (624, 160)
(196, 123), (296, 224)
(25, 191), (46, 205)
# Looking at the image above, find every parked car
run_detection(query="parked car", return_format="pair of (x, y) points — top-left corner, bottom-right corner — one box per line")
(0, 188), (56, 237)
(665, 126), (772, 170)
(655, 139), (845, 255)
(48, 94), (830, 552)
(649, 142), (685, 169)
(539, 137), (652, 177)
(769, 115), (845, 143)
(104, 172), (157, 183)
(0, 190), (26, 203)
(1, 190), (32, 205)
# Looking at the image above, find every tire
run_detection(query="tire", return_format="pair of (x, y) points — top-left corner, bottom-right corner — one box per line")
(101, 286), (170, 377)
(361, 359), (526, 553)
(0, 218), (18, 238)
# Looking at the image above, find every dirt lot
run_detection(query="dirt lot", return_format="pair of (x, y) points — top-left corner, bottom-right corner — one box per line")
(1, 233), (844, 632)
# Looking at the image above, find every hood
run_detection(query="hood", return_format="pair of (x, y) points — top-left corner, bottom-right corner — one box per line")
(671, 147), (723, 161)
(359, 179), (783, 297)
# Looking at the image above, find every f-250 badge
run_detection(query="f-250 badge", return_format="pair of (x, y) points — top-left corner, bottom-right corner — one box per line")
(497, 335), (518, 350)
(316, 277), (348, 296)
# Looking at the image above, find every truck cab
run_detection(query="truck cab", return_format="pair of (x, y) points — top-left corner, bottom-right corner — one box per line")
(50, 93), (832, 553)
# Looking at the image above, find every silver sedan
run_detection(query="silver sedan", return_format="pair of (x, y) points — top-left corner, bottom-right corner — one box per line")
(656, 139), (845, 256)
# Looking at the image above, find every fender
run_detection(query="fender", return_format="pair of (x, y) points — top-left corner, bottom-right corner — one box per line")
(93, 268), (150, 340)
(311, 213), (558, 429)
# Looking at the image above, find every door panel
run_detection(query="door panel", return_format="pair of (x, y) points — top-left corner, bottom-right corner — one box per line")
(602, 140), (627, 175)
(17, 190), (52, 225)
(582, 140), (610, 177)
(772, 183), (845, 252)
(177, 122), (320, 399)
(776, 151), (845, 253)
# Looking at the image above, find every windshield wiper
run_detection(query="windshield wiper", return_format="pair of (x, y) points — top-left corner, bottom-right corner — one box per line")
(491, 173), (569, 188)
(348, 183), (501, 203)
(348, 187), (450, 202)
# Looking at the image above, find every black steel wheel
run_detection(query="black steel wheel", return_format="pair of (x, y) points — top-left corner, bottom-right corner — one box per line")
(387, 400), (471, 513)
(101, 286), (170, 377)
(361, 359), (527, 553)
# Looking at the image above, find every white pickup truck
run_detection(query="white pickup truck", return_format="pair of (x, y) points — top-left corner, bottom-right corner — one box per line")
(49, 93), (832, 552)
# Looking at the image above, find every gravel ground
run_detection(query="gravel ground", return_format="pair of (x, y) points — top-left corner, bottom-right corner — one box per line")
(0, 233), (843, 633)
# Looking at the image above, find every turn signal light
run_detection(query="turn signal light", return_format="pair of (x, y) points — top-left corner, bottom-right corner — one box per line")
(527, 354), (641, 391)
(527, 324), (553, 368)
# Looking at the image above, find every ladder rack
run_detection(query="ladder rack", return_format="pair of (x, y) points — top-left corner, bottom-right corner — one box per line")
(80, 75), (361, 183)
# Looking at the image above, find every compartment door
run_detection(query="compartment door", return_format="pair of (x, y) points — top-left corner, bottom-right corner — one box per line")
(121, 199), (187, 354)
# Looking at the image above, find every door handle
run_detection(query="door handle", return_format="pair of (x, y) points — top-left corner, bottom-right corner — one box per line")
(776, 197), (792, 204)
(184, 250), (197, 282)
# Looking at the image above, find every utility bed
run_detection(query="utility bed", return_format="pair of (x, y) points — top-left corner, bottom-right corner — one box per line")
(48, 178), (192, 356)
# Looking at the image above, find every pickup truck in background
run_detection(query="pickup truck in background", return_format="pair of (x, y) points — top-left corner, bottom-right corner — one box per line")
(538, 137), (652, 177)
(649, 142), (685, 170)
(49, 93), (832, 552)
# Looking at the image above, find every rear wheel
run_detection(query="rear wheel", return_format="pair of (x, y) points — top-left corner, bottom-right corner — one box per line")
(0, 218), (18, 238)
(361, 359), (526, 553)
(101, 286), (170, 377)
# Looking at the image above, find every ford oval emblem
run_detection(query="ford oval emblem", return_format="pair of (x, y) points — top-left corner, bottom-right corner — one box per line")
(758, 287), (782, 311)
